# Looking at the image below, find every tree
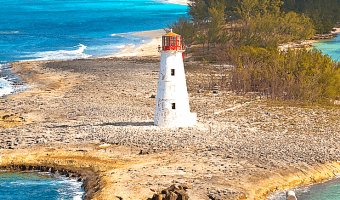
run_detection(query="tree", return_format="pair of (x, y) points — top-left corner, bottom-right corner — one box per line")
(206, 2), (226, 50)
(188, 0), (209, 23)
(229, 46), (340, 103)
(167, 15), (198, 47)
(281, 0), (340, 34)
(235, 0), (260, 21)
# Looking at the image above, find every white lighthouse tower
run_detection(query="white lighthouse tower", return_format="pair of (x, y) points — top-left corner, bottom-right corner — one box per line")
(154, 31), (196, 127)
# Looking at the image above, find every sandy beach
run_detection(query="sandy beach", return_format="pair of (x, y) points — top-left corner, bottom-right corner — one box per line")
(1, 52), (340, 199)
(160, 0), (190, 6)
(108, 29), (166, 58)
(103, 0), (191, 59)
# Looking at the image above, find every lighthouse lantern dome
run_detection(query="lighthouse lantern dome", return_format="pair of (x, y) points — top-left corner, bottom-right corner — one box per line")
(162, 32), (183, 51)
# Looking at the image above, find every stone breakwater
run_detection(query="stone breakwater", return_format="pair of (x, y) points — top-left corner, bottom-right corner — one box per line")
(1, 58), (340, 199)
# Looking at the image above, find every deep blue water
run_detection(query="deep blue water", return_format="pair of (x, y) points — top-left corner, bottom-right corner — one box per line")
(0, 0), (188, 62)
(0, 171), (84, 200)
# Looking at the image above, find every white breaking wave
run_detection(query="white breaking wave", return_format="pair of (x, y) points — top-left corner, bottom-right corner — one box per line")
(110, 33), (128, 37)
(26, 44), (91, 61)
(0, 77), (14, 97)
(86, 43), (136, 58)
(110, 32), (144, 41)
(56, 176), (84, 200)
(0, 63), (14, 97)
(115, 44), (134, 49)
(267, 186), (311, 200)
(157, 0), (189, 5)
(88, 43), (133, 51)
(0, 31), (20, 34)
(0, 63), (28, 97)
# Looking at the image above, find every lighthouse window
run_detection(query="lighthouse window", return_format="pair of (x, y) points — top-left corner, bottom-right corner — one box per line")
(171, 69), (175, 76)
(171, 37), (176, 46)
(172, 103), (176, 109)
(164, 37), (169, 46)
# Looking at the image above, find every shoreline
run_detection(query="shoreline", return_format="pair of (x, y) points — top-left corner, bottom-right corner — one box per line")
(0, 170), (85, 199)
(105, 29), (167, 58)
(3, 153), (340, 199)
(268, 173), (340, 199)
(0, 28), (166, 99)
(0, 148), (108, 200)
(0, 63), (27, 99)
(278, 27), (340, 51)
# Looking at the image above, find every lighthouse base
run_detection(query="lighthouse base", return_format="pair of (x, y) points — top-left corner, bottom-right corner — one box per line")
(154, 112), (196, 128)
(176, 112), (197, 127)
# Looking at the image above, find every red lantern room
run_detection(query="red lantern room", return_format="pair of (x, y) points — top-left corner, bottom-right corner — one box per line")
(162, 32), (184, 51)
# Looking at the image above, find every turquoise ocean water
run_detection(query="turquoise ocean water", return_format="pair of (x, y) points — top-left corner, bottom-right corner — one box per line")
(0, 0), (188, 97)
(0, 0), (187, 62)
(0, 171), (84, 200)
(313, 34), (340, 61)
(268, 176), (340, 199)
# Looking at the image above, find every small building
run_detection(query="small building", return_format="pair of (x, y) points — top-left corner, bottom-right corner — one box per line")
(154, 31), (196, 127)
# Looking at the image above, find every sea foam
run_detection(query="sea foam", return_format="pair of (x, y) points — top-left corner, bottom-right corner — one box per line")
(0, 63), (26, 98)
(0, 31), (20, 34)
(0, 64), (14, 97)
(0, 77), (14, 97)
(110, 33), (128, 37)
(25, 44), (91, 61)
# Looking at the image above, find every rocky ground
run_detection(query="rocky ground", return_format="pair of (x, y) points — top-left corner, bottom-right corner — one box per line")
(1, 57), (340, 199)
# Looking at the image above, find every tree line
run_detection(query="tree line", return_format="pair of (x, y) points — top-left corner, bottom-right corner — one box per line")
(169, 0), (340, 48)
(281, 0), (340, 34)
(168, 0), (340, 104)
(228, 47), (340, 103)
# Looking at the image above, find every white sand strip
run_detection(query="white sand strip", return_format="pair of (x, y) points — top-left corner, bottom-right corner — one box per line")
(332, 28), (340, 33)
(110, 29), (167, 58)
(159, 0), (190, 5)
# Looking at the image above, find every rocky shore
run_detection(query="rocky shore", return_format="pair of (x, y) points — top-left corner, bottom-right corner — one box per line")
(1, 57), (340, 199)
(278, 27), (340, 51)
(310, 32), (339, 40)
(0, 163), (97, 200)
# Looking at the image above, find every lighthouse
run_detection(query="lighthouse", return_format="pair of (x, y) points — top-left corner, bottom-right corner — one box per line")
(154, 31), (197, 127)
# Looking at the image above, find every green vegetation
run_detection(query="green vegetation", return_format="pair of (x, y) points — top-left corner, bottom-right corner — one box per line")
(237, 11), (314, 48)
(168, 0), (340, 104)
(229, 47), (340, 103)
(169, 0), (320, 48)
(281, 0), (340, 34)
